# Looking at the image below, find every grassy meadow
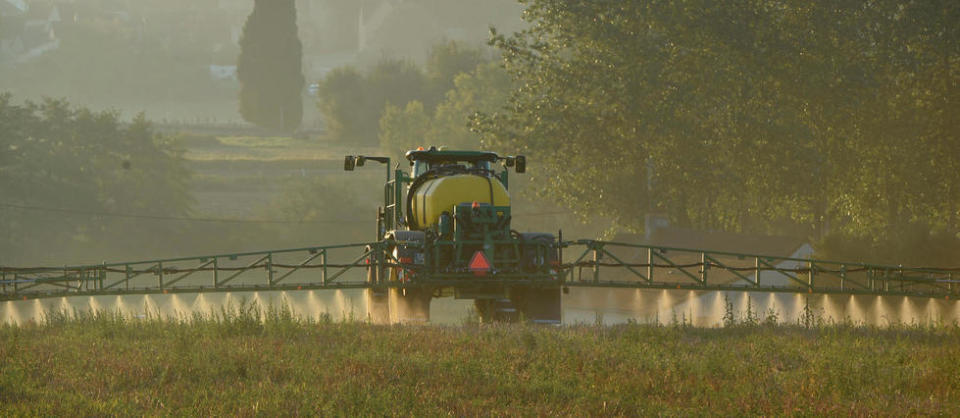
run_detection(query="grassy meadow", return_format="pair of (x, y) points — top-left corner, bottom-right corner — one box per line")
(1, 308), (959, 416)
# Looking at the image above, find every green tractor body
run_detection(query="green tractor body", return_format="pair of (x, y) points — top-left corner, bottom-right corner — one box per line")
(344, 147), (560, 323)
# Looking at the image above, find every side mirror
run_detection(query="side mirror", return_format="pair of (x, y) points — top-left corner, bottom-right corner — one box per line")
(515, 155), (526, 173)
(344, 156), (355, 171)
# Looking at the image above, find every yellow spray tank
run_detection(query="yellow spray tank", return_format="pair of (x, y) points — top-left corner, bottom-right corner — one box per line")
(401, 148), (520, 231)
(408, 174), (510, 230)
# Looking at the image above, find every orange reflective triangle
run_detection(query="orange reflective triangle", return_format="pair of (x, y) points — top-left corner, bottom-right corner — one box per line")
(469, 251), (492, 274)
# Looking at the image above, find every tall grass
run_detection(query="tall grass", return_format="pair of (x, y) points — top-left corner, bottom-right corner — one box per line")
(2, 304), (959, 415)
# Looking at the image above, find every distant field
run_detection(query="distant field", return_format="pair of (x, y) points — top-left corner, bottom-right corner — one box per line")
(175, 134), (380, 219)
(1, 312), (958, 415)
(179, 135), (380, 162)
(174, 133), (596, 237)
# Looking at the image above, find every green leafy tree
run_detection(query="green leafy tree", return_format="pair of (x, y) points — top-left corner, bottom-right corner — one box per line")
(319, 41), (492, 147)
(238, 0), (305, 132)
(378, 60), (512, 157)
(366, 58), (428, 124)
(480, 0), (959, 264)
(0, 94), (192, 265)
(316, 66), (373, 144)
(317, 59), (426, 145)
(428, 61), (512, 148)
(379, 101), (430, 156)
(424, 41), (488, 109)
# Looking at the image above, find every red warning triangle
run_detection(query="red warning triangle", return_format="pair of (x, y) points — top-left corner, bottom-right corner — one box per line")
(469, 251), (492, 276)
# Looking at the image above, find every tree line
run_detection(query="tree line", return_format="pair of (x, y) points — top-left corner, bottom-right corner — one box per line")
(466, 0), (958, 265)
(0, 93), (379, 265)
(0, 94), (192, 265)
(314, 0), (959, 265)
(316, 41), (503, 158)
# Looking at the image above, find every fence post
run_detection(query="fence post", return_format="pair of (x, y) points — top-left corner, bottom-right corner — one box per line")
(700, 252), (708, 285)
(267, 253), (274, 286)
(647, 248), (654, 283)
(213, 257), (219, 288)
(754, 257), (761, 287)
(898, 266), (904, 293)
(158, 262), (164, 290)
(592, 244), (601, 283)
(840, 265), (846, 292)
(321, 249), (327, 286)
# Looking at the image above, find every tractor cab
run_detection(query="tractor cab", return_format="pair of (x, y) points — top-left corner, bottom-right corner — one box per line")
(405, 147), (515, 181)
(410, 158), (491, 178)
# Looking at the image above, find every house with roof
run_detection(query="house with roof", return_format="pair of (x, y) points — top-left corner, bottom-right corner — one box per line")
(0, 0), (62, 64)
(0, 0), (27, 62)
(0, 0), (26, 16)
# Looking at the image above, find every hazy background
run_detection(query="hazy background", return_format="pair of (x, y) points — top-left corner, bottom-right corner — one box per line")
(0, 0), (524, 124)
(1, 0), (957, 270)
(0, 0), (597, 267)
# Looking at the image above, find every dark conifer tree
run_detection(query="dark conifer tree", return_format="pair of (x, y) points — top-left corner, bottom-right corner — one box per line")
(237, 0), (305, 132)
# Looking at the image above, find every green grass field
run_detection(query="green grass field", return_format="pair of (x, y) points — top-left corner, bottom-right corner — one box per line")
(2, 308), (959, 416)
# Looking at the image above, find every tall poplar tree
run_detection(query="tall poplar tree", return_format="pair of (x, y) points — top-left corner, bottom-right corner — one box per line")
(237, 0), (305, 132)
